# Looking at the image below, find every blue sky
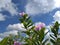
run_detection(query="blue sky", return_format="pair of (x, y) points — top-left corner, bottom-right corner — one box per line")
(0, 0), (60, 39)
(0, 0), (26, 33)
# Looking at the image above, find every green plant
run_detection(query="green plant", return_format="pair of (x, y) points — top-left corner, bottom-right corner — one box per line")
(0, 13), (60, 45)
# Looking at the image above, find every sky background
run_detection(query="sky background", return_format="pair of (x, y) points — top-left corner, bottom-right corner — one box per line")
(0, 0), (60, 40)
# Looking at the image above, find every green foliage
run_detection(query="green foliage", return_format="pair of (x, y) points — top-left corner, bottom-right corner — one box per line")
(7, 35), (14, 45)
(0, 35), (14, 45)
(51, 21), (59, 37)
(0, 13), (60, 45)
(50, 21), (60, 45)
(0, 37), (9, 45)
(19, 14), (47, 45)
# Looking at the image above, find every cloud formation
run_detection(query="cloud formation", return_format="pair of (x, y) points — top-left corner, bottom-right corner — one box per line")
(54, 0), (60, 7)
(0, 30), (18, 41)
(0, 0), (18, 16)
(0, 30), (18, 38)
(0, 14), (6, 21)
(53, 11), (60, 23)
(0, 23), (26, 40)
(25, 0), (55, 15)
(7, 23), (26, 31)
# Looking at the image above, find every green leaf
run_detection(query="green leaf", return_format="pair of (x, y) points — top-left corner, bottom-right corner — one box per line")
(39, 28), (45, 42)
(27, 23), (33, 27)
(0, 37), (9, 45)
(25, 16), (31, 22)
(42, 39), (49, 45)
(50, 35), (56, 40)
(50, 39), (55, 44)
(57, 38), (60, 42)
(51, 21), (59, 38)
(45, 30), (50, 36)
(46, 43), (50, 45)
(23, 14), (28, 19)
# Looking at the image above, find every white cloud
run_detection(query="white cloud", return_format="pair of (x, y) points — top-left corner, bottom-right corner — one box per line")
(0, 0), (18, 16)
(0, 30), (18, 38)
(53, 11), (60, 23)
(0, 30), (18, 41)
(54, 0), (60, 7)
(7, 23), (26, 31)
(25, 0), (55, 15)
(0, 14), (6, 21)
(25, 0), (60, 15)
